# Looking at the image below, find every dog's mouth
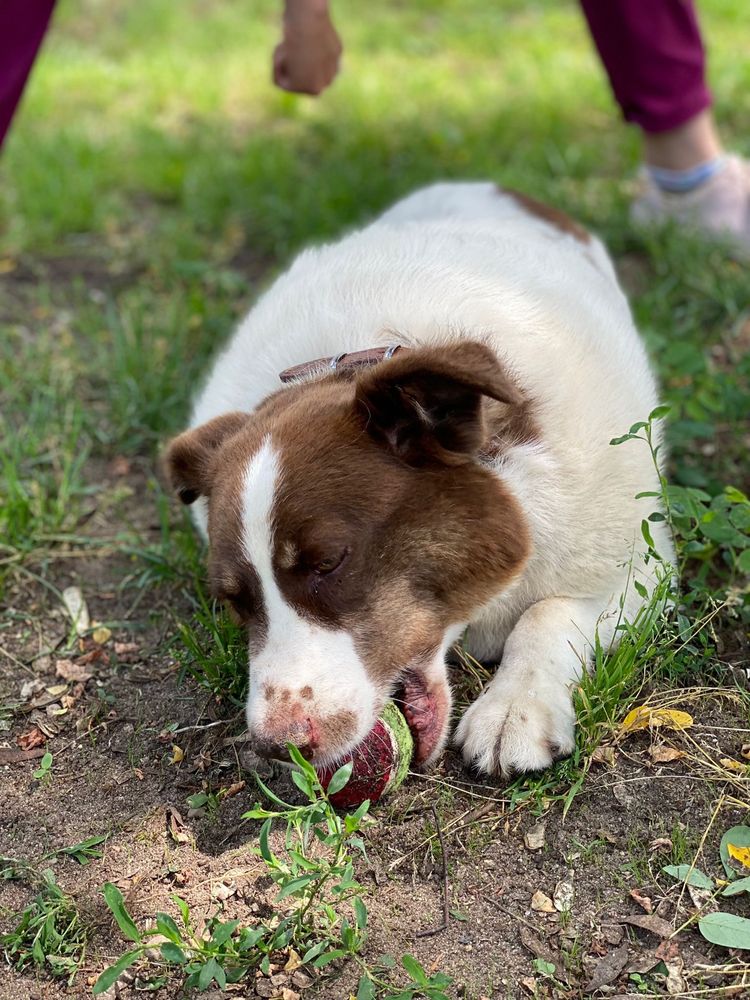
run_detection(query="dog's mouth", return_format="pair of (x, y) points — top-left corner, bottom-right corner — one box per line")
(393, 669), (448, 766)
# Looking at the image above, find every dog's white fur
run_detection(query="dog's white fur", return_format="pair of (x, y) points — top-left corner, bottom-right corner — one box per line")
(190, 182), (673, 774)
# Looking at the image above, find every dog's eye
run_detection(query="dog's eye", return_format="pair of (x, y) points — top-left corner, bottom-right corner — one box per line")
(313, 548), (348, 576)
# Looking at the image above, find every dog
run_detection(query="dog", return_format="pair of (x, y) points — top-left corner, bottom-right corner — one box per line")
(164, 181), (673, 777)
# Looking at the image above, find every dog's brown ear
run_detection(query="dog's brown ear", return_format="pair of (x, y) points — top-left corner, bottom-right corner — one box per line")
(355, 341), (522, 466)
(163, 412), (249, 504)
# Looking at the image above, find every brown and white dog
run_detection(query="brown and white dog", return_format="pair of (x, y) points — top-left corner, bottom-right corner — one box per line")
(165, 182), (673, 777)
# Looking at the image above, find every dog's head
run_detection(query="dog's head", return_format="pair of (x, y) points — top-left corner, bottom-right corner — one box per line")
(164, 342), (530, 767)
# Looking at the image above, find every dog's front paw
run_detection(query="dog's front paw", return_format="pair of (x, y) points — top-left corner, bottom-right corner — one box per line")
(454, 673), (576, 777)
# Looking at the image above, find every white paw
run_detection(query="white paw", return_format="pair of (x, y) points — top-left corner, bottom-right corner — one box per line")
(454, 673), (576, 776)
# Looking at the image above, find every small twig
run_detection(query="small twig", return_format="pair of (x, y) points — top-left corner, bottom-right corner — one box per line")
(415, 805), (449, 939)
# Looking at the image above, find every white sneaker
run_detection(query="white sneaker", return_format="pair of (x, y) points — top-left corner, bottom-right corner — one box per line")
(631, 154), (750, 259)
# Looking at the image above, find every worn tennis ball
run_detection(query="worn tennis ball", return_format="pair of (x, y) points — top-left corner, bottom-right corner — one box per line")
(316, 701), (413, 809)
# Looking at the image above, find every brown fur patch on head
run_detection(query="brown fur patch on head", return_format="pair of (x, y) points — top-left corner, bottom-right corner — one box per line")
(167, 341), (533, 714)
(502, 187), (591, 244)
(264, 341), (532, 688)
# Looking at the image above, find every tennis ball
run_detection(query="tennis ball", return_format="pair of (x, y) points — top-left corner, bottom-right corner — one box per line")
(316, 701), (413, 809)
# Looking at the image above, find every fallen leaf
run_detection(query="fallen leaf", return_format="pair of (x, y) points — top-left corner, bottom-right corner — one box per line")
(654, 939), (679, 962)
(665, 956), (686, 994)
(0, 747), (47, 765)
(524, 821), (546, 851)
(530, 890), (555, 913)
(220, 780), (246, 799)
(133, 768), (144, 780)
(92, 626), (112, 645)
(77, 646), (108, 666)
(62, 586), (90, 636)
(584, 943), (628, 992)
(720, 757), (748, 774)
(166, 807), (192, 845)
(20, 679), (45, 702)
(727, 843), (750, 869)
(170, 745), (184, 765)
(114, 641), (139, 658)
(554, 878), (574, 913)
(649, 746), (685, 764)
(592, 745), (616, 766)
(212, 881), (237, 901)
(284, 950), (302, 973)
(630, 888), (653, 913)
(46, 683), (69, 697)
(688, 884), (716, 912)
(650, 837), (673, 852)
(620, 706), (693, 734)
(520, 977), (537, 994)
(621, 914), (673, 939)
(17, 727), (47, 750)
(110, 456), (131, 476)
(55, 660), (93, 684)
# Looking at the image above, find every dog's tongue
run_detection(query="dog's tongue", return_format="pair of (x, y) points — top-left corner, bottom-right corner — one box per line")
(398, 671), (443, 765)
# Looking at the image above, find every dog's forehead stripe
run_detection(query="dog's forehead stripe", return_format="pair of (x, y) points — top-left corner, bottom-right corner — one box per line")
(240, 436), (278, 583)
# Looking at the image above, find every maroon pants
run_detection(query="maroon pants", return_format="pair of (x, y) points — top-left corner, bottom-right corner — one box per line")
(0, 1), (714, 148)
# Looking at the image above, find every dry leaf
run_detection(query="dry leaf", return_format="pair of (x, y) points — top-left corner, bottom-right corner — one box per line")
(720, 757), (748, 773)
(20, 679), (45, 702)
(16, 727), (47, 750)
(621, 913), (673, 938)
(92, 626), (112, 645)
(114, 641), (139, 658)
(592, 745), (616, 766)
(621, 706), (693, 733)
(524, 821), (546, 851)
(0, 747), (47, 765)
(665, 956), (686, 994)
(649, 746), (686, 764)
(650, 837), (673, 852)
(46, 683), (69, 697)
(520, 977), (537, 994)
(166, 807), (192, 844)
(221, 780), (246, 799)
(585, 943), (628, 992)
(727, 843), (750, 869)
(284, 950), (303, 973)
(62, 586), (90, 636)
(554, 878), (574, 913)
(133, 768), (144, 780)
(170, 745), (184, 764)
(630, 888), (653, 913)
(212, 881), (237, 901)
(530, 890), (555, 913)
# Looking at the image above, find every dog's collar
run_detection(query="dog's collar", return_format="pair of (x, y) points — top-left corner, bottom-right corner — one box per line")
(279, 344), (406, 384)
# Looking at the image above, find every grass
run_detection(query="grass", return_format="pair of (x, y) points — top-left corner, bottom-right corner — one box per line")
(1, 0), (749, 994)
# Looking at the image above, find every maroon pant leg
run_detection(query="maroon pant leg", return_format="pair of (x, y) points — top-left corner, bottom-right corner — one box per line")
(0, 0), (57, 148)
(579, 0), (712, 133)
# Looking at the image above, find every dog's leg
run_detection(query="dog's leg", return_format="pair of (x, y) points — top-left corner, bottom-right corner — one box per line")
(455, 595), (622, 776)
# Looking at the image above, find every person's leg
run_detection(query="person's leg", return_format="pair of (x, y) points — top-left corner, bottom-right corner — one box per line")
(0, 0), (57, 149)
(580, 0), (749, 255)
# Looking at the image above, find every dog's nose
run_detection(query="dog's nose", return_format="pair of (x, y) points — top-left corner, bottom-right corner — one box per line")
(253, 717), (317, 762)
